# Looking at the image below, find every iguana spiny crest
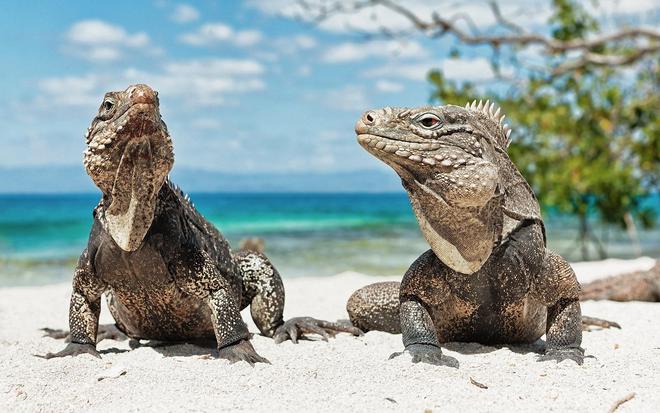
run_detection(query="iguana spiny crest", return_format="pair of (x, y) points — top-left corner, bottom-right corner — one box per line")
(464, 99), (512, 148)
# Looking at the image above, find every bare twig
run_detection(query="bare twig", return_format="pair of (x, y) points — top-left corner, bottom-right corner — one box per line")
(489, 1), (524, 34)
(608, 392), (636, 413)
(552, 45), (660, 74)
(469, 377), (488, 389)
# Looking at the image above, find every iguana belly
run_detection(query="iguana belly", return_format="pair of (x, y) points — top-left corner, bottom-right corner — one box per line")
(106, 286), (214, 341)
(430, 295), (547, 344)
(96, 239), (215, 340)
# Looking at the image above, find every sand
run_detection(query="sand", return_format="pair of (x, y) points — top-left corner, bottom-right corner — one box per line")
(1, 258), (658, 412)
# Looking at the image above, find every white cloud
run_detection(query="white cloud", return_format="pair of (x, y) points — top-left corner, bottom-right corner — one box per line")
(125, 59), (266, 106)
(86, 47), (122, 61)
(65, 20), (153, 62)
(162, 59), (264, 76)
(592, 0), (659, 14)
(249, 0), (551, 33)
(180, 23), (263, 47)
(234, 30), (263, 46)
(38, 74), (100, 107)
(375, 80), (404, 93)
(322, 40), (426, 63)
(171, 4), (200, 23)
(37, 58), (266, 109)
(323, 85), (370, 112)
(365, 57), (495, 82)
(297, 65), (312, 76)
(292, 35), (317, 49)
(191, 118), (222, 130)
(441, 58), (497, 80)
(273, 35), (318, 54)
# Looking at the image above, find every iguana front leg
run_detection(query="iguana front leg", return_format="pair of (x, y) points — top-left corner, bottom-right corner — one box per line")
(389, 250), (458, 367)
(533, 251), (584, 365)
(41, 249), (106, 359)
(208, 288), (268, 365)
(235, 250), (362, 343)
(390, 299), (455, 366)
(173, 249), (267, 365)
(540, 298), (584, 364)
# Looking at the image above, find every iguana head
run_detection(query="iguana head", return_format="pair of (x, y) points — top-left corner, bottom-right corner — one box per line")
(355, 101), (511, 187)
(84, 84), (174, 251)
(355, 101), (517, 274)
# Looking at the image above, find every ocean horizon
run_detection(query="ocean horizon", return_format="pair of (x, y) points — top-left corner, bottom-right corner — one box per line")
(1, 192), (658, 287)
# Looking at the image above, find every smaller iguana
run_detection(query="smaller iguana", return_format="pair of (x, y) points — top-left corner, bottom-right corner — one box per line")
(347, 101), (617, 366)
(580, 261), (660, 302)
(41, 84), (360, 365)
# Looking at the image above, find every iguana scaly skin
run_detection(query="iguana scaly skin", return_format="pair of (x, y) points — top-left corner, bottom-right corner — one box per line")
(348, 101), (587, 366)
(42, 84), (359, 364)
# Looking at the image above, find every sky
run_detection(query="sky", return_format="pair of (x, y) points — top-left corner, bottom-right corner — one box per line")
(1, 0), (657, 176)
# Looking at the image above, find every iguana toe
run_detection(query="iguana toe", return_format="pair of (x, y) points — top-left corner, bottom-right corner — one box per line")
(217, 339), (270, 366)
(390, 343), (458, 368)
(37, 342), (101, 359)
(273, 317), (362, 344)
(537, 347), (584, 365)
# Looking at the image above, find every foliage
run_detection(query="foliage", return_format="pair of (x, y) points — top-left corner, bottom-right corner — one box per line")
(428, 0), (659, 259)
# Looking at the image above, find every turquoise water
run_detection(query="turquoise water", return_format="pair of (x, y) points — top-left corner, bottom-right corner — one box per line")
(1, 193), (658, 286)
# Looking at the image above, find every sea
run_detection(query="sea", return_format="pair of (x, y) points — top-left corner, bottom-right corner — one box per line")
(1, 193), (658, 286)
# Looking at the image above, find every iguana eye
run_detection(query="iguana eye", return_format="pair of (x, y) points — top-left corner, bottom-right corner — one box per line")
(97, 97), (116, 120)
(418, 113), (441, 129)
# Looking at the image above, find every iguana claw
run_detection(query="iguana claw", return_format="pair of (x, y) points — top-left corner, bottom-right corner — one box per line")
(218, 339), (270, 366)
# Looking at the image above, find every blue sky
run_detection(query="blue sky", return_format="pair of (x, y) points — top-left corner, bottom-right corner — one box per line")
(1, 0), (657, 174)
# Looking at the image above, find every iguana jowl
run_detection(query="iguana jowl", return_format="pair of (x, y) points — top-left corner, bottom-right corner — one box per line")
(348, 101), (587, 365)
(43, 84), (359, 364)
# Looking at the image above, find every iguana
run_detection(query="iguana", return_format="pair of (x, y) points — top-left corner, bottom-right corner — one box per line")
(348, 101), (613, 366)
(580, 261), (660, 301)
(41, 84), (360, 364)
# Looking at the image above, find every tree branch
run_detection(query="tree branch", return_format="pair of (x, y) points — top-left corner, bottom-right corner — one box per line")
(298, 0), (660, 73)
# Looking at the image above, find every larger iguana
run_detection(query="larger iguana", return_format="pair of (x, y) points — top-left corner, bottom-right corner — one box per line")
(41, 84), (359, 364)
(348, 101), (610, 366)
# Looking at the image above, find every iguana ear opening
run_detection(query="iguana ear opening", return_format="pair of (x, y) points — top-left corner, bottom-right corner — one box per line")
(105, 138), (163, 251)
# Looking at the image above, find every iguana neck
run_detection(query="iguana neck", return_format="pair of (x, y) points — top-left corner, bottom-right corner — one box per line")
(403, 178), (503, 274)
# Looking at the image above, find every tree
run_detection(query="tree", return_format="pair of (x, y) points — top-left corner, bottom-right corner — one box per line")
(301, 0), (659, 259)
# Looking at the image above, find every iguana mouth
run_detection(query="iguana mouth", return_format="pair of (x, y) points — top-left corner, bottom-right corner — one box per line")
(88, 103), (159, 152)
(357, 133), (481, 168)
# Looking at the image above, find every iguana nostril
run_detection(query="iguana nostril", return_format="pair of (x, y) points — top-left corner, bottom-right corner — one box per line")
(364, 111), (375, 124)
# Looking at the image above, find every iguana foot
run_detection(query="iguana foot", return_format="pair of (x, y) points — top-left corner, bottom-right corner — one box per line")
(273, 317), (363, 344)
(37, 342), (101, 359)
(217, 339), (269, 366)
(389, 343), (459, 368)
(537, 347), (584, 365)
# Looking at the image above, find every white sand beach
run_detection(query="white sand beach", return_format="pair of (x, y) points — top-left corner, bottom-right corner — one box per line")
(1, 257), (658, 412)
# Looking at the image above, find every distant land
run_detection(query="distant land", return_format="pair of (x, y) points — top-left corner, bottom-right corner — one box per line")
(0, 166), (403, 193)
